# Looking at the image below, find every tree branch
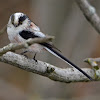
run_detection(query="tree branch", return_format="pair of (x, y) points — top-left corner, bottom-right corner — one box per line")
(0, 36), (54, 56)
(76, 0), (100, 34)
(0, 35), (96, 83)
(0, 52), (97, 83)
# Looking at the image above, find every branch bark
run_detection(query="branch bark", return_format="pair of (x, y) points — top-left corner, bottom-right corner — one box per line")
(76, 0), (100, 34)
(0, 36), (54, 56)
(0, 52), (97, 83)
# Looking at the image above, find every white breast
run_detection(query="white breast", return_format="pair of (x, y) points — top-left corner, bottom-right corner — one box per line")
(7, 25), (25, 43)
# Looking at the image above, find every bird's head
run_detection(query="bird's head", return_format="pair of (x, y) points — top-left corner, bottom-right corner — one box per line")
(8, 12), (30, 28)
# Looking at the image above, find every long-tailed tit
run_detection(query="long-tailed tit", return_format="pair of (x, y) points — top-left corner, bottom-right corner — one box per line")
(7, 12), (93, 80)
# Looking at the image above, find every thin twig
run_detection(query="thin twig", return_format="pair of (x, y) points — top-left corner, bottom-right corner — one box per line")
(84, 58), (99, 69)
(84, 57), (100, 79)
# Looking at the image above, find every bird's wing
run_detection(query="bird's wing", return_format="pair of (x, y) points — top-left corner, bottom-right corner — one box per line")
(19, 22), (61, 52)
(19, 30), (61, 52)
(19, 30), (39, 39)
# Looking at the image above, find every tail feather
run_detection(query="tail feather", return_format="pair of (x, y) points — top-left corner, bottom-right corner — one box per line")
(41, 43), (93, 81)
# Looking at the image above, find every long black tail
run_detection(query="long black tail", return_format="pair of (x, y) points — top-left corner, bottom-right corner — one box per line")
(41, 43), (93, 81)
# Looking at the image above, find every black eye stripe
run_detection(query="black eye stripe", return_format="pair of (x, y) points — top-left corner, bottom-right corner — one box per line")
(19, 15), (27, 23)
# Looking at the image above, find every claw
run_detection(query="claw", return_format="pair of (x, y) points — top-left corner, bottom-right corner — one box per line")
(20, 51), (28, 55)
(33, 53), (38, 62)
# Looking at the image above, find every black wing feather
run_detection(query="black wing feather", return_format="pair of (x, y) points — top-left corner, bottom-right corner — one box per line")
(19, 30), (38, 40)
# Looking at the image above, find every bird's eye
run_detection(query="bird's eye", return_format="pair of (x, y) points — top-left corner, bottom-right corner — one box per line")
(18, 15), (27, 25)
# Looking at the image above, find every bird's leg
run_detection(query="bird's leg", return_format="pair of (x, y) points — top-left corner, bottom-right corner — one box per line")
(33, 53), (37, 62)
(20, 50), (28, 55)
(20, 50), (28, 58)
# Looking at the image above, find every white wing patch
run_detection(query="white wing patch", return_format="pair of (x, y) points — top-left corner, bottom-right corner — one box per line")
(30, 22), (46, 38)
(34, 31), (46, 38)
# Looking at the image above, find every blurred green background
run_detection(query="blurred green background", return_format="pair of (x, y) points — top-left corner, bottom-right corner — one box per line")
(0, 0), (100, 100)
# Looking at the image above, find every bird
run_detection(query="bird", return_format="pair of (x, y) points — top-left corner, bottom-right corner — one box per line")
(7, 12), (93, 80)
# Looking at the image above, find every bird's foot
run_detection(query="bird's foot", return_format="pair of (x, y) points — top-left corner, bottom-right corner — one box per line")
(33, 53), (38, 63)
(20, 51), (28, 58)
